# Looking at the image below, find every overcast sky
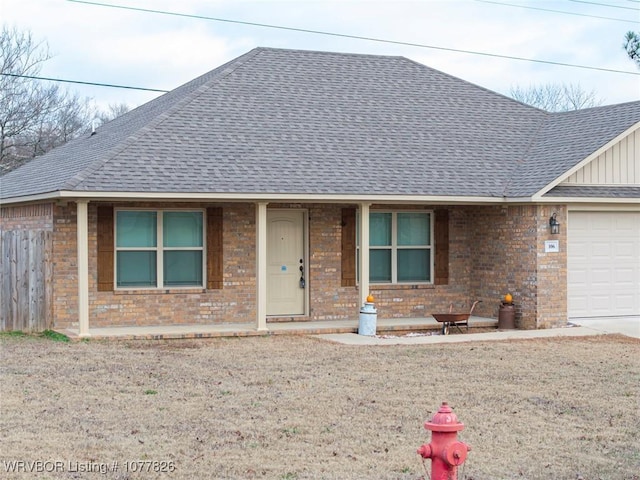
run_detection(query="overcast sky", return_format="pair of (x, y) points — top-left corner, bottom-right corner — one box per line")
(2, 0), (639, 112)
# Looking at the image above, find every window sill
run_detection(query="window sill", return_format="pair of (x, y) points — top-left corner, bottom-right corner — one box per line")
(113, 288), (207, 295)
(368, 283), (435, 291)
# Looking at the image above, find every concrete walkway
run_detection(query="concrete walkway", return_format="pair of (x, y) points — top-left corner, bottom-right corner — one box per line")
(316, 316), (640, 345)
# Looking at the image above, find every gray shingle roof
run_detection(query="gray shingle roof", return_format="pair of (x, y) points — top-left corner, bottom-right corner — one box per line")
(545, 185), (640, 198)
(505, 102), (640, 197)
(1, 47), (638, 201)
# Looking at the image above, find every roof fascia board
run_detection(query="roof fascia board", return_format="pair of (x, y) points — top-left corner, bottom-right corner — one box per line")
(537, 196), (640, 204)
(531, 121), (640, 201)
(0, 191), (62, 205)
(2, 190), (523, 205)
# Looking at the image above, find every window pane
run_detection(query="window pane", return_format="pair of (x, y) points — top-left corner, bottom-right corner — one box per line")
(398, 213), (430, 246)
(370, 249), (391, 282)
(164, 251), (203, 286)
(370, 213), (391, 246)
(398, 249), (430, 282)
(116, 251), (156, 287)
(116, 211), (157, 247)
(164, 212), (203, 247)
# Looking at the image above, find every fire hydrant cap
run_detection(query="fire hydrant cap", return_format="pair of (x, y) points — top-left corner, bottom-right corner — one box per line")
(424, 402), (465, 432)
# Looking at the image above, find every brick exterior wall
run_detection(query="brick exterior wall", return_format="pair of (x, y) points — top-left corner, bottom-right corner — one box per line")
(308, 204), (359, 320)
(87, 202), (258, 329)
(534, 205), (567, 328)
(0, 203), (54, 230)
(52, 203), (79, 328)
(363, 206), (474, 320)
(1, 200), (568, 330)
(469, 205), (567, 329)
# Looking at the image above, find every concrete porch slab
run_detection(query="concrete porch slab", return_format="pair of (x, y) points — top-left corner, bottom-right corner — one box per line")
(58, 316), (497, 341)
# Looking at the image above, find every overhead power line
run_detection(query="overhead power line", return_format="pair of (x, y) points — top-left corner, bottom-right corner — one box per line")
(568, 0), (640, 10)
(68, 0), (639, 77)
(1, 73), (169, 93)
(475, 0), (638, 23)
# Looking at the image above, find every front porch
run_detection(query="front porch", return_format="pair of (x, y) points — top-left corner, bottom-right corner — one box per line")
(59, 315), (497, 341)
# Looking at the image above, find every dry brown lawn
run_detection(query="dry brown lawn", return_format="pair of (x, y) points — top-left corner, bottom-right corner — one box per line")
(0, 333), (639, 480)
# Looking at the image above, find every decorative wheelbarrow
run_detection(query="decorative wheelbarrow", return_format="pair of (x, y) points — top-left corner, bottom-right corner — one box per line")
(432, 300), (482, 335)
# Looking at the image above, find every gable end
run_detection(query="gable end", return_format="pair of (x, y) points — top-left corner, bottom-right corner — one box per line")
(562, 128), (639, 186)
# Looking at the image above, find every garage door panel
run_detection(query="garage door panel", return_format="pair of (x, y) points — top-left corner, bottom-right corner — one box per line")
(590, 243), (611, 259)
(570, 243), (588, 259)
(590, 268), (611, 286)
(613, 295), (635, 311)
(568, 211), (640, 318)
(615, 242), (634, 258)
(591, 295), (612, 310)
(614, 215), (637, 230)
(614, 268), (634, 283)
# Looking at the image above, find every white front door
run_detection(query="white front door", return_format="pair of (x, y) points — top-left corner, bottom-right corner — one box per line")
(267, 210), (306, 316)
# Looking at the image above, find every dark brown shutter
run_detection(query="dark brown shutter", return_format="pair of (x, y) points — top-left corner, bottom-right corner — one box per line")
(207, 207), (223, 289)
(97, 206), (114, 291)
(434, 209), (449, 285)
(341, 208), (356, 287)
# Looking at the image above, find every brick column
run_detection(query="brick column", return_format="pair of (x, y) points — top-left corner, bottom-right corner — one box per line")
(535, 205), (567, 328)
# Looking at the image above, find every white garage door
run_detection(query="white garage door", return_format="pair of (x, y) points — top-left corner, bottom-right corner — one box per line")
(568, 212), (640, 318)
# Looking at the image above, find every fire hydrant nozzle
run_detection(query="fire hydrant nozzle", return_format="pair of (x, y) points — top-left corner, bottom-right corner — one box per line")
(416, 443), (432, 458)
(417, 402), (470, 480)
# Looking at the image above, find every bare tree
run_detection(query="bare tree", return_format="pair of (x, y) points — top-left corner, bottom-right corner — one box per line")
(509, 83), (603, 112)
(0, 26), (95, 174)
(624, 31), (640, 68)
(96, 102), (130, 125)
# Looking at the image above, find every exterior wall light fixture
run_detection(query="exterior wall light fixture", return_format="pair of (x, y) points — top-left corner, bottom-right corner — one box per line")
(549, 212), (560, 235)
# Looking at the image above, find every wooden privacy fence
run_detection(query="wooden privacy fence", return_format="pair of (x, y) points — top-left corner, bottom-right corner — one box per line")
(1, 230), (53, 332)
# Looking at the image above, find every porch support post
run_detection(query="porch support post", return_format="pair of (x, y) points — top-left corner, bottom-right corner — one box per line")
(358, 202), (371, 308)
(255, 202), (268, 332)
(77, 200), (90, 338)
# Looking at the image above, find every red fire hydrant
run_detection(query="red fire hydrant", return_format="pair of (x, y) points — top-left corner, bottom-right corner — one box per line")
(417, 402), (471, 480)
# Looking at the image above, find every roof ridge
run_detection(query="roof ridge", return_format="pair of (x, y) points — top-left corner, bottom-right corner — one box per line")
(402, 56), (547, 114)
(551, 99), (640, 114)
(62, 48), (265, 190)
(252, 46), (405, 60)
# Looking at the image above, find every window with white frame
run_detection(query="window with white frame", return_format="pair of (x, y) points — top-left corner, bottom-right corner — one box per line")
(115, 210), (205, 288)
(357, 211), (433, 284)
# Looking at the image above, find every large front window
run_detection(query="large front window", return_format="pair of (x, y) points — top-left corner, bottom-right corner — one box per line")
(115, 210), (204, 288)
(358, 211), (433, 284)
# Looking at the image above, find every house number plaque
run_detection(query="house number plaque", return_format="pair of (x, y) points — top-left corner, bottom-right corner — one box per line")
(544, 240), (559, 253)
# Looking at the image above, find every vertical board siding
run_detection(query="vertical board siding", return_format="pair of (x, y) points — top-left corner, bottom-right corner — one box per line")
(0, 230), (52, 332)
(563, 129), (639, 185)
